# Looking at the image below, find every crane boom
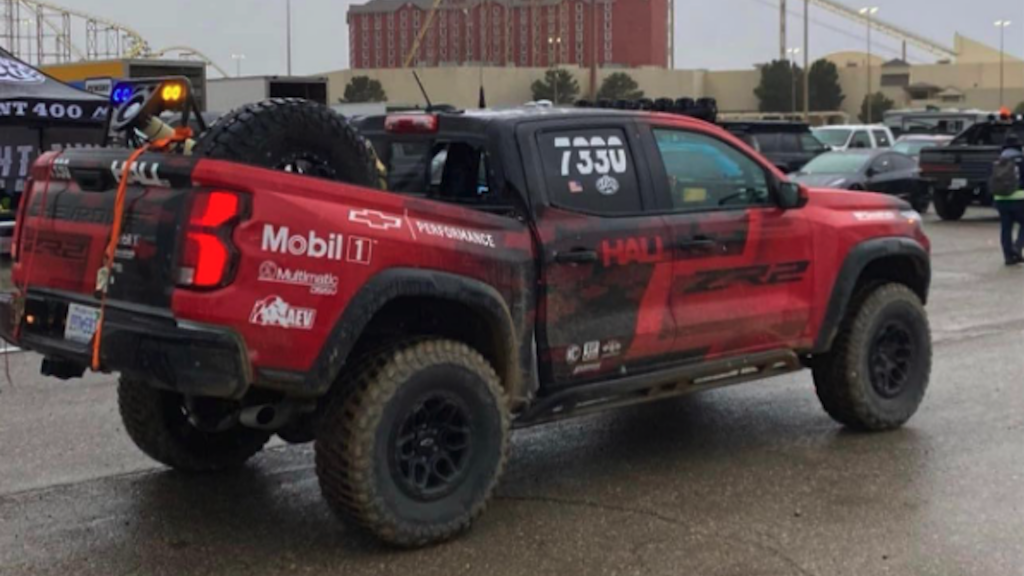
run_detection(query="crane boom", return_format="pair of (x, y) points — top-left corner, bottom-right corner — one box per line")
(403, 0), (445, 68)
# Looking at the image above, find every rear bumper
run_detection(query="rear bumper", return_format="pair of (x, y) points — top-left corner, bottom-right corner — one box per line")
(0, 289), (251, 398)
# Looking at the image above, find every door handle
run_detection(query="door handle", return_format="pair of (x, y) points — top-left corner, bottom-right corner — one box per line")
(676, 236), (716, 250)
(554, 248), (599, 264)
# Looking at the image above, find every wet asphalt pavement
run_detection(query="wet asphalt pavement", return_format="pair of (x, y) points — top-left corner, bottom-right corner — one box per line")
(2, 210), (1024, 576)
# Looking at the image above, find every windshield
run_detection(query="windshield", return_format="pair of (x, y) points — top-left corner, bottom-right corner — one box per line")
(799, 152), (870, 174)
(813, 129), (852, 147)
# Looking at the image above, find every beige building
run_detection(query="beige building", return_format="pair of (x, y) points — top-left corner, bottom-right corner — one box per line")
(324, 34), (1024, 119)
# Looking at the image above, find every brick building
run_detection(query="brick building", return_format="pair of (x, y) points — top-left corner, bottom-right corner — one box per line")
(346, 0), (669, 70)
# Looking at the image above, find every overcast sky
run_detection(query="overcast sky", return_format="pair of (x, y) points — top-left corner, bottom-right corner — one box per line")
(46, 0), (1024, 76)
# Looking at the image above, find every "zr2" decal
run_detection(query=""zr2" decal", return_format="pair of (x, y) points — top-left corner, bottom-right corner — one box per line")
(684, 261), (810, 294)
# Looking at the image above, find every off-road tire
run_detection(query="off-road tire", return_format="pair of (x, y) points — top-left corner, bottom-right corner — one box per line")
(812, 283), (932, 431)
(910, 191), (931, 215)
(315, 339), (510, 547)
(193, 98), (380, 188)
(932, 188), (966, 221)
(118, 377), (270, 472)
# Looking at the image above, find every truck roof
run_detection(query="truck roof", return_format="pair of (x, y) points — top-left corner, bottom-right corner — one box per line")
(353, 107), (714, 133)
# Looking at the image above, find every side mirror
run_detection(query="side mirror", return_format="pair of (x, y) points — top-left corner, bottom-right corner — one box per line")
(866, 167), (877, 178)
(777, 181), (809, 210)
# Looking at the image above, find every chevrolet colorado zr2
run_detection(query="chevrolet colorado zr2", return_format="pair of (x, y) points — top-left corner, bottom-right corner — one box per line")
(0, 80), (932, 547)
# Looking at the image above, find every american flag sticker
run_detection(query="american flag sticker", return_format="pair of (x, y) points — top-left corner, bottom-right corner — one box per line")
(569, 180), (584, 194)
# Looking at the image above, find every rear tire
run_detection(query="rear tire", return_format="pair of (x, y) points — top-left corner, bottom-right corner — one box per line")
(118, 377), (270, 472)
(315, 339), (510, 547)
(193, 98), (380, 188)
(910, 191), (931, 214)
(933, 188), (966, 221)
(812, 284), (931, 431)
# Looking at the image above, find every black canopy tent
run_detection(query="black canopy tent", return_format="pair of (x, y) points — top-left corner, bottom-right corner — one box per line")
(0, 49), (109, 206)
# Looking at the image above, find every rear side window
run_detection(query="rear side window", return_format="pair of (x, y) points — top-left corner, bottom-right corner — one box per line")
(873, 130), (892, 147)
(850, 131), (872, 149)
(384, 141), (432, 193)
(800, 133), (827, 152)
(538, 128), (642, 215)
(871, 155), (895, 174)
(890, 154), (917, 170)
(754, 133), (782, 153)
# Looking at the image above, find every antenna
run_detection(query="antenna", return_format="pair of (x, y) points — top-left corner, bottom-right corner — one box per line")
(412, 70), (433, 110)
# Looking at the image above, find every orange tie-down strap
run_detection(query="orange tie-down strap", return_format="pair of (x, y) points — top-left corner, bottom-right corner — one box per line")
(91, 127), (193, 371)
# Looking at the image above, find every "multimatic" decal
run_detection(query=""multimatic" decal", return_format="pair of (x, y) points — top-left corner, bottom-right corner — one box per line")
(684, 261), (810, 294)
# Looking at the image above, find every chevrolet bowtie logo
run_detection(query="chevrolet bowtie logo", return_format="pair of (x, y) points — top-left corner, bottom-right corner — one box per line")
(349, 209), (403, 231)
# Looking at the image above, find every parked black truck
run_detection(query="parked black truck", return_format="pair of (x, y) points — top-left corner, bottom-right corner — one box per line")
(920, 118), (1024, 221)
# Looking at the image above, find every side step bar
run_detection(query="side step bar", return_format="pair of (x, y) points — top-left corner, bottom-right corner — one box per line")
(514, 349), (802, 428)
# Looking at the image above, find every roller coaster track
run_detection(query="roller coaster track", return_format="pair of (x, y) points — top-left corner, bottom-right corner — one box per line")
(1, 0), (229, 76)
(809, 0), (957, 60)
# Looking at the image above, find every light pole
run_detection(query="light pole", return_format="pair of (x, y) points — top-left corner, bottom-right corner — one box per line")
(549, 36), (562, 104)
(787, 47), (801, 116)
(286, 0), (293, 75)
(231, 53), (246, 77)
(803, 0), (810, 122)
(859, 6), (879, 123)
(995, 20), (1012, 108)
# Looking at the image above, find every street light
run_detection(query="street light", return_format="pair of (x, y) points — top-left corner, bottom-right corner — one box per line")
(286, 0), (293, 75)
(231, 53), (247, 77)
(803, 0), (810, 122)
(859, 6), (879, 123)
(787, 47), (801, 115)
(995, 20), (1012, 108)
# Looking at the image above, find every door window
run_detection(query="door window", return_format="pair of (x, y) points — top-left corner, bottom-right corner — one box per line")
(537, 128), (643, 215)
(850, 131), (872, 149)
(872, 130), (893, 147)
(653, 129), (772, 211)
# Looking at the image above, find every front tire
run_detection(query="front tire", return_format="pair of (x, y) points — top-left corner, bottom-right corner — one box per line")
(315, 339), (510, 547)
(933, 188), (966, 221)
(118, 377), (270, 472)
(812, 284), (932, 431)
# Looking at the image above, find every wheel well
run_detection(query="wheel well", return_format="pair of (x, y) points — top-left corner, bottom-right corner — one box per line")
(346, 296), (511, 390)
(854, 255), (929, 304)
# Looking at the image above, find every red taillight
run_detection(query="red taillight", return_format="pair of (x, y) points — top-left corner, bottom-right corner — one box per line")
(385, 114), (438, 134)
(177, 191), (245, 289)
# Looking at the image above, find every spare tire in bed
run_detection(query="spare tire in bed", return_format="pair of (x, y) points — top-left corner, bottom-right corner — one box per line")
(193, 97), (380, 188)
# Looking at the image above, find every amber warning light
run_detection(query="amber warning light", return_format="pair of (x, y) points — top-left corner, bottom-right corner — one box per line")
(161, 83), (185, 103)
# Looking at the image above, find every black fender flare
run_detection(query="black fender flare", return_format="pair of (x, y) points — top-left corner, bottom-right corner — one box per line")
(305, 268), (520, 398)
(813, 237), (930, 353)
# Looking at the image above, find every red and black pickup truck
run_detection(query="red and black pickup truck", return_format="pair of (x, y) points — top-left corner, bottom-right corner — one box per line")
(1, 91), (933, 547)
(920, 118), (1024, 220)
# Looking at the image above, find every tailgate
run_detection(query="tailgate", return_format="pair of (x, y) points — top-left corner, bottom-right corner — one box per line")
(13, 149), (197, 309)
(920, 146), (1000, 181)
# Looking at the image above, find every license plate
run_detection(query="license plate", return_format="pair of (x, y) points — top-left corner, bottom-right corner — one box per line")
(949, 178), (968, 190)
(64, 304), (100, 345)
